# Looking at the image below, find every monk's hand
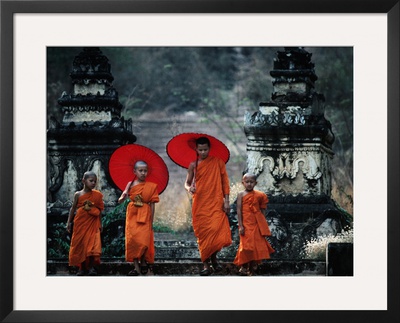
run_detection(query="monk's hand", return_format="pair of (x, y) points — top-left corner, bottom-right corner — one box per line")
(239, 225), (245, 236)
(224, 201), (230, 214)
(66, 222), (72, 233)
(118, 192), (127, 203)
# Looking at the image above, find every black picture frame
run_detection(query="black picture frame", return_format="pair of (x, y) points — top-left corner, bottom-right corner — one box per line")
(1, 0), (399, 322)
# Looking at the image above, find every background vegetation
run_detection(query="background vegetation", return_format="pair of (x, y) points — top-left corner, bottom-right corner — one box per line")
(48, 46), (353, 210)
(47, 47), (353, 258)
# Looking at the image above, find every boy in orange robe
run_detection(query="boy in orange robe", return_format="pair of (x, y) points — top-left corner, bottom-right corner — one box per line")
(233, 173), (274, 276)
(118, 161), (159, 276)
(185, 137), (232, 276)
(67, 171), (104, 276)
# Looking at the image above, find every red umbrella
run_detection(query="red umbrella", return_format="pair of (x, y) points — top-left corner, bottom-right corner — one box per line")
(166, 133), (230, 169)
(109, 144), (169, 194)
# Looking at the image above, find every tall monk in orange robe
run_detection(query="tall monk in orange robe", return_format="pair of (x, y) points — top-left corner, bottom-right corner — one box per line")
(118, 161), (159, 276)
(67, 171), (104, 276)
(234, 173), (274, 276)
(185, 137), (232, 276)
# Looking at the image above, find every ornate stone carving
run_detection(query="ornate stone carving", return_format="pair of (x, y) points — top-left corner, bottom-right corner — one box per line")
(244, 47), (333, 198)
(47, 47), (136, 213)
(240, 47), (351, 259)
(271, 151), (322, 181)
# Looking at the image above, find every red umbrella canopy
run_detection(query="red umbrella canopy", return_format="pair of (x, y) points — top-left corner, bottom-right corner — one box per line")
(109, 144), (169, 194)
(166, 133), (230, 169)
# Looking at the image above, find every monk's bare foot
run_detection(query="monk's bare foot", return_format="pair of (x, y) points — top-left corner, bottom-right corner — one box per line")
(238, 266), (250, 276)
(88, 267), (97, 276)
(200, 268), (212, 276)
(211, 261), (223, 272)
(128, 268), (139, 276)
(146, 266), (154, 276)
(76, 269), (86, 276)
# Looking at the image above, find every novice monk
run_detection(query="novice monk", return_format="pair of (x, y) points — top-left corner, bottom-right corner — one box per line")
(67, 171), (104, 276)
(118, 161), (159, 276)
(233, 173), (275, 276)
(185, 136), (232, 276)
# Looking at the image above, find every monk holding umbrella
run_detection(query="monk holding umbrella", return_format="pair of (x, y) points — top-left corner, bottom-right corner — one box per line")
(109, 144), (169, 276)
(167, 133), (232, 276)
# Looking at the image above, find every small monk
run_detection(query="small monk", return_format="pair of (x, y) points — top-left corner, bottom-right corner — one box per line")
(185, 136), (232, 276)
(233, 173), (275, 276)
(118, 161), (159, 276)
(67, 171), (104, 276)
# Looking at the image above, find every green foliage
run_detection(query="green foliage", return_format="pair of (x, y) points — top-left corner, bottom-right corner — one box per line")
(47, 222), (70, 259)
(47, 198), (187, 259)
(102, 234), (125, 259)
(101, 199), (129, 258)
(152, 223), (176, 233)
(102, 199), (129, 227)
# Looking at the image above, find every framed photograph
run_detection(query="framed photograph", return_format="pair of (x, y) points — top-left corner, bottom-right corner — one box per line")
(1, 0), (398, 322)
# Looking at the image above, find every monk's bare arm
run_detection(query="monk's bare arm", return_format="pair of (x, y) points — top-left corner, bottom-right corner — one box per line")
(237, 192), (245, 235)
(118, 181), (132, 204)
(224, 194), (230, 214)
(99, 212), (103, 232)
(66, 192), (79, 232)
(184, 162), (195, 194)
(261, 208), (266, 217)
(150, 202), (155, 230)
(220, 163), (230, 213)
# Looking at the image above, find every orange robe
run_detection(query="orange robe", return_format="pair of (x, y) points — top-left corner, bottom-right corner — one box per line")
(125, 181), (159, 263)
(69, 190), (104, 267)
(233, 190), (275, 266)
(192, 156), (232, 262)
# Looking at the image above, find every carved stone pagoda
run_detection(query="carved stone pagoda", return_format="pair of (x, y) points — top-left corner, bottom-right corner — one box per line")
(47, 47), (136, 220)
(243, 47), (350, 258)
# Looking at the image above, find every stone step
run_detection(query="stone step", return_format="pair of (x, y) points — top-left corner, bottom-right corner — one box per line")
(47, 259), (326, 276)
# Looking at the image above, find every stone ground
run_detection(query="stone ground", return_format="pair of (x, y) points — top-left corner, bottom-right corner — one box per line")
(48, 232), (326, 277)
(47, 261), (326, 277)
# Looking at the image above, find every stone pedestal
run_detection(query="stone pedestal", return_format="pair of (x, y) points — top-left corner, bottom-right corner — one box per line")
(47, 48), (136, 254)
(241, 47), (351, 259)
(48, 48), (135, 210)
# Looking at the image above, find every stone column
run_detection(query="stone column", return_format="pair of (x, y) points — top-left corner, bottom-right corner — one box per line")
(242, 47), (350, 259)
(47, 47), (136, 217)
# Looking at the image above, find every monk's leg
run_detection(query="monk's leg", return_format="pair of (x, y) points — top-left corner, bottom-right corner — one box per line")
(249, 260), (258, 276)
(210, 251), (223, 272)
(238, 262), (250, 276)
(200, 258), (212, 276)
(87, 256), (98, 276)
(77, 261), (87, 276)
(128, 259), (140, 276)
(140, 254), (148, 275)
(134, 259), (141, 273)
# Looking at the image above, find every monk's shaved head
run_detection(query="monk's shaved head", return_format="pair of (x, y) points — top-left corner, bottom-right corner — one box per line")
(83, 171), (97, 180)
(134, 160), (148, 169)
(242, 173), (257, 181)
